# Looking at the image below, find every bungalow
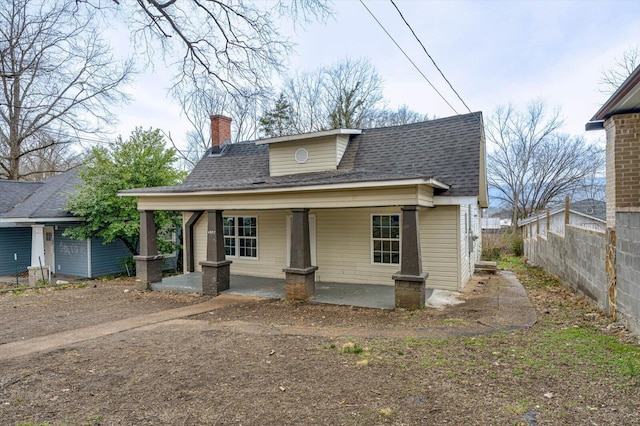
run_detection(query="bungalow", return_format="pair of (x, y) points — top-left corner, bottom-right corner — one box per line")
(121, 112), (488, 308)
(0, 169), (160, 282)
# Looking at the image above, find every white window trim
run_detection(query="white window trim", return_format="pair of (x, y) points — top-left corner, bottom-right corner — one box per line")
(370, 213), (401, 266)
(224, 216), (259, 260)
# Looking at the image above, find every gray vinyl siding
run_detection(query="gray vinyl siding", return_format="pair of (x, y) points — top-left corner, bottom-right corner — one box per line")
(0, 228), (31, 275)
(54, 227), (89, 277)
(91, 238), (132, 278)
(162, 253), (177, 271)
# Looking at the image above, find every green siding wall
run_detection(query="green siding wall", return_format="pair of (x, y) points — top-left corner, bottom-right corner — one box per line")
(90, 238), (132, 278)
(54, 227), (89, 277)
(0, 228), (31, 275)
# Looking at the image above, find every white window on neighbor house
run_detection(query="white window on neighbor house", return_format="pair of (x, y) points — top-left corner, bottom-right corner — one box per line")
(371, 214), (400, 265)
(223, 216), (258, 259)
(157, 227), (177, 258)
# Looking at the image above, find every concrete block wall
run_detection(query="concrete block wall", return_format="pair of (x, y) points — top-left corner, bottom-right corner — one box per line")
(615, 212), (640, 332)
(524, 226), (609, 313)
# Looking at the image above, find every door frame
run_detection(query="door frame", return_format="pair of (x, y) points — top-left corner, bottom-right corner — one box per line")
(43, 225), (55, 274)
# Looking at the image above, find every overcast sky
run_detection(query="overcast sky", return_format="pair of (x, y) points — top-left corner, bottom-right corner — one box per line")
(112, 0), (640, 148)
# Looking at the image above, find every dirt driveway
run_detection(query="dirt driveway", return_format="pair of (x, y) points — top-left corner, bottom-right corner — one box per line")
(1, 271), (639, 425)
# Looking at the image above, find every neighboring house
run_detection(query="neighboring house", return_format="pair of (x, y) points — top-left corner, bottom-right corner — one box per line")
(481, 217), (501, 232)
(585, 64), (640, 331)
(0, 169), (173, 279)
(121, 112), (488, 308)
(519, 199), (606, 236)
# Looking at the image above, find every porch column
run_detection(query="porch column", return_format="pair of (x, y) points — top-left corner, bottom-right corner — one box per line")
(393, 205), (430, 309)
(134, 210), (163, 290)
(283, 208), (318, 300)
(28, 225), (47, 286)
(199, 210), (232, 295)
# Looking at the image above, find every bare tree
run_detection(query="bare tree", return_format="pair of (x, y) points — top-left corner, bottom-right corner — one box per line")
(118, 0), (331, 97)
(283, 68), (327, 133)
(169, 82), (265, 170)
(325, 58), (385, 128)
(487, 100), (604, 229)
(0, 0), (133, 180)
(600, 45), (640, 95)
(18, 131), (84, 181)
(363, 105), (431, 128)
(277, 58), (391, 133)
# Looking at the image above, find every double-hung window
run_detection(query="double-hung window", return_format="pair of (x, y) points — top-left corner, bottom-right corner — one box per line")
(223, 216), (258, 258)
(372, 214), (400, 265)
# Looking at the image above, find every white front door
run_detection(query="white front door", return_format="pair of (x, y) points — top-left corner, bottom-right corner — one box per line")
(286, 214), (317, 280)
(43, 226), (55, 274)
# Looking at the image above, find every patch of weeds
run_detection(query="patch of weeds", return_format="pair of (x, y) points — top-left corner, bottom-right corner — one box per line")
(16, 423), (50, 426)
(504, 402), (528, 416)
(342, 342), (364, 354)
(497, 255), (527, 271)
(463, 337), (488, 348)
(86, 413), (104, 425)
(441, 318), (468, 325)
(54, 282), (88, 291)
(541, 326), (640, 379)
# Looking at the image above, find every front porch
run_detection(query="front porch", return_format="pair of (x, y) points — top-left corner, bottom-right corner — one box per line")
(137, 206), (434, 309)
(154, 272), (397, 309)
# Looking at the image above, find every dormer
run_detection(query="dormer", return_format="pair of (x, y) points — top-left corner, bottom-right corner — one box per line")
(256, 129), (362, 177)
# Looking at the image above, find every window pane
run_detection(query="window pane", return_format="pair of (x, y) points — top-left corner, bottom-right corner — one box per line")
(391, 226), (400, 239)
(381, 215), (389, 226)
(391, 253), (399, 264)
(391, 215), (400, 227)
(373, 227), (381, 238)
(391, 241), (399, 252)
(383, 253), (391, 264)
(225, 237), (235, 256)
(381, 227), (389, 238)
(373, 215), (381, 227)
(374, 253), (381, 263)
(373, 240), (381, 251)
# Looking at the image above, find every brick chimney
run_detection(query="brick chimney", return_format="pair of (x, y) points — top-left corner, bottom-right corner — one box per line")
(210, 115), (232, 154)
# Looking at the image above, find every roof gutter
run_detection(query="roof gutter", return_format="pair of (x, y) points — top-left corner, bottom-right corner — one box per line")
(0, 217), (83, 223)
(587, 64), (640, 130)
(119, 178), (450, 198)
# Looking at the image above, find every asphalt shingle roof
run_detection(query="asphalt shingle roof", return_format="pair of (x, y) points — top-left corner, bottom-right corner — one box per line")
(0, 169), (80, 219)
(122, 112), (484, 196)
(0, 181), (42, 214)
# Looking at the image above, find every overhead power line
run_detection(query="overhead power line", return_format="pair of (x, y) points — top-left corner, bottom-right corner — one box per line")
(358, 0), (459, 115)
(390, 0), (472, 114)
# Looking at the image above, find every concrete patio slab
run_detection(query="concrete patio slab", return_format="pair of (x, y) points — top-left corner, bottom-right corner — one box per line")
(155, 272), (396, 309)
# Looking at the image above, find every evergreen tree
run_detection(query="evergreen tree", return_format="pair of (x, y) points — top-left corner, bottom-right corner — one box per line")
(259, 94), (294, 137)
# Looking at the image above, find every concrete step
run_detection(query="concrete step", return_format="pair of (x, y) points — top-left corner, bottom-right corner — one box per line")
(475, 261), (498, 274)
